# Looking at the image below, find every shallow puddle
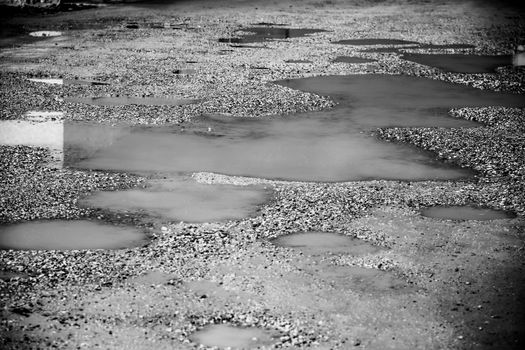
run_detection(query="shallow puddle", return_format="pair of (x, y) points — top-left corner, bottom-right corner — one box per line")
(312, 263), (409, 294)
(401, 53), (512, 73)
(28, 78), (109, 86)
(71, 117), (472, 181)
(190, 324), (276, 349)
(271, 232), (385, 256)
(276, 74), (524, 129)
(218, 26), (327, 44)
(285, 59), (313, 63)
(333, 38), (418, 45)
(317, 265), (410, 294)
(332, 56), (376, 64)
(421, 206), (514, 220)
(65, 96), (198, 106)
(79, 177), (270, 223)
(0, 220), (147, 250)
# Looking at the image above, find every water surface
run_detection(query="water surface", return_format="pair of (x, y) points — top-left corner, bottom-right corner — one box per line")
(72, 117), (473, 182)
(421, 206), (514, 220)
(190, 324), (276, 349)
(0, 220), (147, 250)
(218, 27), (327, 44)
(401, 53), (512, 73)
(79, 177), (270, 223)
(271, 232), (385, 256)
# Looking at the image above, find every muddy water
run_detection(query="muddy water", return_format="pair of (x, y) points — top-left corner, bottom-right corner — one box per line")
(72, 117), (472, 182)
(0, 220), (147, 250)
(401, 53), (512, 73)
(218, 27), (327, 44)
(65, 96), (198, 106)
(421, 206), (514, 220)
(271, 232), (385, 256)
(79, 177), (270, 223)
(190, 324), (276, 349)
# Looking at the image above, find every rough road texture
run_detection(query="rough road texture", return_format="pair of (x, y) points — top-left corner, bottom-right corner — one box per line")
(1, 0), (524, 349)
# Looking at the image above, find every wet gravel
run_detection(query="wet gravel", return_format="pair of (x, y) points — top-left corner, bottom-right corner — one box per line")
(1, 0), (525, 349)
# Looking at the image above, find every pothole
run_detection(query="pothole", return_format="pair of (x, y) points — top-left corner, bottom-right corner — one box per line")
(312, 264), (411, 294)
(421, 206), (515, 221)
(0, 220), (148, 250)
(218, 27), (327, 44)
(401, 53), (512, 73)
(190, 324), (277, 349)
(79, 177), (271, 223)
(270, 232), (385, 256)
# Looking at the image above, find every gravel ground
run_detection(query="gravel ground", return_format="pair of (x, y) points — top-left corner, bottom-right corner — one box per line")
(1, 0), (524, 349)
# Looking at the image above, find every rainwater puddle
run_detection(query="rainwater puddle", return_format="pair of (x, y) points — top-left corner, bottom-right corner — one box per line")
(218, 27), (327, 44)
(332, 56), (376, 64)
(421, 206), (514, 221)
(190, 324), (276, 349)
(271, 232), (385, 256)
(79, 177), (270, 223)
(28, 78), (109, 86)
(276, 74), (524, 128)
(401, 53), (512, 73)
(0, 220), (147, 250)
(65, 96), (198, 106)
(313, 264), (410, 294)
(285, 59), (313, 63)
(333, 38), (418, 45)
(71, 117), (473, 182)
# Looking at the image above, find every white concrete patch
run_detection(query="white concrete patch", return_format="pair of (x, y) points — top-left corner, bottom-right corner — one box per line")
(29, 31), (62, 37)
(28, 78), (64, 85)
(25, 111), (65, 121)
(0, 119), (64, 166)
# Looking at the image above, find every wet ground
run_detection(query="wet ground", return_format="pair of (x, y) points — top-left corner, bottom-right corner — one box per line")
(1, 0), (525, 349)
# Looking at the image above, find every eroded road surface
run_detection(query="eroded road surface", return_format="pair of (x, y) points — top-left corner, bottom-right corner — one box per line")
(1, 0), (524, 349)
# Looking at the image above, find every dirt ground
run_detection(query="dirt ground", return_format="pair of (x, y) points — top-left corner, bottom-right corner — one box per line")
(1, 0), (524, 349)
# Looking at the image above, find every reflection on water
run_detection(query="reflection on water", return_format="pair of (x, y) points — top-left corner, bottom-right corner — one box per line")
(421, 206), (514, 221)
(79, 177), (270, 223)
(0, 220), (147, 250)
(401, 53), (512, 73)
(190, 324), (276, 349)
(271, 232), (385, 256)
